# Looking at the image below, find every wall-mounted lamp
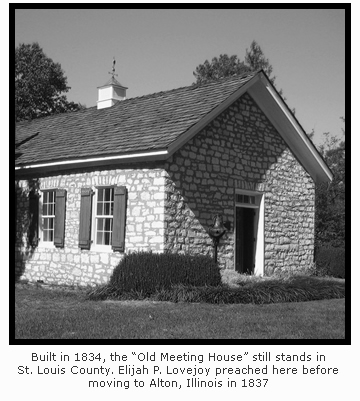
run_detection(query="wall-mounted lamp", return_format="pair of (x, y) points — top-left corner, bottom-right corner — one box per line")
(208, 215), (227, 263)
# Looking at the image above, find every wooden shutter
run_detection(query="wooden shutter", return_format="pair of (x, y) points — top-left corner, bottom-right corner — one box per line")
(79, 188), (93, 250)
(112, 186), (127, 252)
(54, 189), (66, 247)
(29, 191), (39, 247)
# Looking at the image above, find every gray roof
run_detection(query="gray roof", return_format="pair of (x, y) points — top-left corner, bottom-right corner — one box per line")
(15, 71), (257, 167)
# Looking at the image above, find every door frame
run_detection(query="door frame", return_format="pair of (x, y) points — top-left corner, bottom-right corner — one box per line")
(234, 189), (264, 276)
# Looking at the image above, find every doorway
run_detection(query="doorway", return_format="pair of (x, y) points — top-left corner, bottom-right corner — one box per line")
(235, 207), (256, 274)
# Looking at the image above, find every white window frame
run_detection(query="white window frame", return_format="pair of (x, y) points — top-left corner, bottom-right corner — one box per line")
(235, 189), (264, 276)
(91, 186), (115, 252)
(38, 189), (57, 248)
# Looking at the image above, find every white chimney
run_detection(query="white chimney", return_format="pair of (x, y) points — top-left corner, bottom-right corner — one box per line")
(97, 76), (128, 109)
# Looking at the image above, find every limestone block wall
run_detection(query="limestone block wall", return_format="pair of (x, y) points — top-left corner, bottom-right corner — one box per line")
(163, 93), (315, 274)
(263, 150), (315, 274)
(15, 92), (316, 284)
(15, 167), (166, 286)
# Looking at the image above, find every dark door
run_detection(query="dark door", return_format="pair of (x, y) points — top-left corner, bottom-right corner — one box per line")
(235, 207), (255, 274)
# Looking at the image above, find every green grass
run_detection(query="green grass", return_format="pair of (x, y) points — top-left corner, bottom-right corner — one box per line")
(15, 284), (345, 339)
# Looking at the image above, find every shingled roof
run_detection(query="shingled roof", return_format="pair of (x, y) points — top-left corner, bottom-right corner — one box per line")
(15, 71), (257, 167)
(14, 70), (333, 183)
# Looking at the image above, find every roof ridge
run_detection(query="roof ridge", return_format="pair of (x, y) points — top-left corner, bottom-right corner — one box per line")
(16, 71), (258, 123)
(114, 70), (258, 105)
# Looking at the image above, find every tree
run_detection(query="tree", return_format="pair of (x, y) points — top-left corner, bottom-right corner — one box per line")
(193, 40), (278, 87)
(245, 40), (276, 85)
(315, 118), (345, 249)
(193, 54), (251, 85)
(15, 42), (82, 122)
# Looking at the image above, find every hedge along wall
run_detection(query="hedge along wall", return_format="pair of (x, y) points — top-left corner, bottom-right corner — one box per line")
(15, 167), (166, 285)
(163, 93), (315, 275)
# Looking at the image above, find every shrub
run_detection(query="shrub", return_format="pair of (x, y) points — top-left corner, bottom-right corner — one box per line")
(109, 251), (221, 293)
(155, 277), (344, 304)
(315, 246), (345, 278)
(87, 275), (345, 303)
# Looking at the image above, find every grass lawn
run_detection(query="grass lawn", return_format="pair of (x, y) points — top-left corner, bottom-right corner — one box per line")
(15, 284), (345, 339)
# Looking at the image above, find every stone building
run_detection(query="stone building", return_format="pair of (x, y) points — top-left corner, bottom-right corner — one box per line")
(15, 70), (332, 286)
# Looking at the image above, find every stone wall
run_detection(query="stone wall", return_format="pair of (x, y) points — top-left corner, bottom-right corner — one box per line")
(15, 92), (316, 285)
(15, 167), (166, 285)
(163, 93), (315, 274)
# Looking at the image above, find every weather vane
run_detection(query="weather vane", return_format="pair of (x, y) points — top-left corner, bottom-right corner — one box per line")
(109, 57), (118, 78)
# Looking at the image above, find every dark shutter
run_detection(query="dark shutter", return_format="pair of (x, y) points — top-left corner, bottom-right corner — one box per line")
(79, 188), (93, 249)
(54, 189), (66, 247)
(112, 186), (127, 252)
(29, 191), (39, 247)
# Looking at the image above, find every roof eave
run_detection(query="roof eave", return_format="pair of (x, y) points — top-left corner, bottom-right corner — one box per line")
(168, 71), (332, 184)
(248, 72), (333, 183)
(15, 150), (169, 175)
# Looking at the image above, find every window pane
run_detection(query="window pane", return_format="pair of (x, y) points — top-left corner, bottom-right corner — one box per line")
(98, 189), (104, 202)
(104, 202), (111, 215)
(96, 231), (104, 245)
(97, 202), (103, 216)
(43, 218), (49, 230)
(104, 218), (111, 231)
(104, 232), (110, 245)
(104, 188), (111, 202)
(49, 218), (54, 229)
(97, 218), (104, 231)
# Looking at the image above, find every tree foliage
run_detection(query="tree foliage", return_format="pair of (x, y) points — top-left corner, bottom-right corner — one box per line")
(193, 54), (251, 85)
(193, 40), (277, 86)
(245, 40), (275, 85)
(315, 118), (345, 249)
(15, 42), (82, 122)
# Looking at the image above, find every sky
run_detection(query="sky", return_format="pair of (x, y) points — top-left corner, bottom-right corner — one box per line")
(14, 7), (346, 146)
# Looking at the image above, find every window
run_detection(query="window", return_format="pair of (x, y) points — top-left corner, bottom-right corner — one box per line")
(79, 186), (127, 252)
(236, 193), (256, 205)
(42, 190), (56, 242)
(37, 189), (66, 247)
(95, 187), (114, 246)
